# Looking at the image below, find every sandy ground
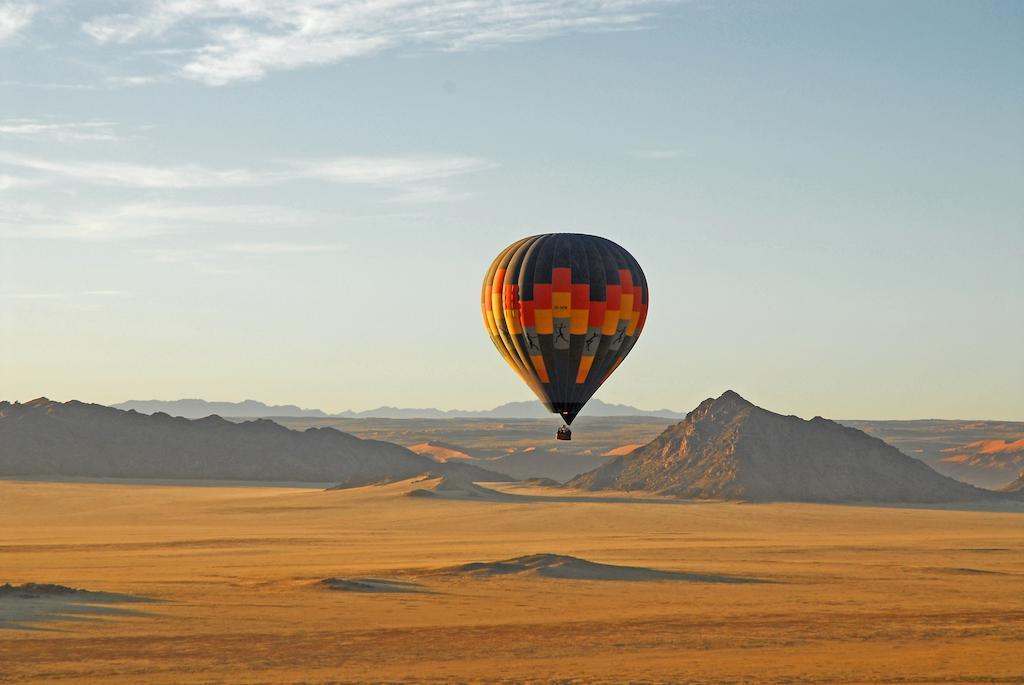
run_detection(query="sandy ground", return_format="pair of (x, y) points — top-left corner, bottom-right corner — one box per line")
(1, 478), (1023, 684)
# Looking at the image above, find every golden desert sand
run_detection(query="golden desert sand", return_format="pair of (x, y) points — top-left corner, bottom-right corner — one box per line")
(1, 477), (1023, 684)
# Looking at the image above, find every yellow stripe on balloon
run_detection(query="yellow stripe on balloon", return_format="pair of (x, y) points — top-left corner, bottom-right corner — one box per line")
(534, 309), (553, 334)
(504, 308), (523, 335)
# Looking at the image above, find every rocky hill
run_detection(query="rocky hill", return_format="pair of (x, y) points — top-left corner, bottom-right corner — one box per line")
(568, 391), (1001, 503)
(0, 398), (506, 486)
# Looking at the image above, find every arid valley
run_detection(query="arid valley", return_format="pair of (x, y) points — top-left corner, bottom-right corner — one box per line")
(4, 3), (1021, 682)
(3, 475), (1023, 684)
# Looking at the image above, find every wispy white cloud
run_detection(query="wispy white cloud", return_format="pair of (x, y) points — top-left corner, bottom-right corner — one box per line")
(0, 151), (277, 188)
(95, 202), (314, 227)
(0, 151), (495, 198)
(0, 1), (36, 44)
(105, 75), (160, 87)
(137, 243), (336, 274)
(294, 156), (495, 202)
(0, 147), (493, 243)
(295, 156), (496, 185)
(0, 118), (124, 142)
(0, 173), (40, 191)
(78, 0), (676, 86)
(0, 200), (319, 240)
(182, 29), (392, 86)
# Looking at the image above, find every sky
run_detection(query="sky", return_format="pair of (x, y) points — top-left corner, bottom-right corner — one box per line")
(1, 0), (1021, 420)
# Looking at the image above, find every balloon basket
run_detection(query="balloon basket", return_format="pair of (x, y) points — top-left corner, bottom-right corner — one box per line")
(556, 426), (572, 441)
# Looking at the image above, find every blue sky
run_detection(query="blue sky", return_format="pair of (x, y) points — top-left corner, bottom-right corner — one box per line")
(1, 0), (1021, 419)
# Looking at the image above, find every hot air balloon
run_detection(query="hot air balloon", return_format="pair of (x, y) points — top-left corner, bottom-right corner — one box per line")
(482, 234), (649, 440)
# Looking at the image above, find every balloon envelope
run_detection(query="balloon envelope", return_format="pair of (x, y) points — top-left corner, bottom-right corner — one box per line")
(482, 234), (649, 424)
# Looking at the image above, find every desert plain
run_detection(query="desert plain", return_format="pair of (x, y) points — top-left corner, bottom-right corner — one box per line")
(1, 477), (1023, 684)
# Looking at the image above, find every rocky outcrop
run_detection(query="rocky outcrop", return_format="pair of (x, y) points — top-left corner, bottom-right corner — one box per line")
(569, 391), (1000, 503)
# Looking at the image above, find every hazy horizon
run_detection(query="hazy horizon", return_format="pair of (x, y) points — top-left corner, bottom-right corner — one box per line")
(6, 392), (1023, 423)
(2, 1), (1022, 421)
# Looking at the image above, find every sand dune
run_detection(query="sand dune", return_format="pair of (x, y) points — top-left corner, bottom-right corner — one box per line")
(438, 554), (764, 583)
(404, 473), (514, 499)
(603, 443), (643, 456)
(956, 438), (1024, 455)
(407, 441), (477, 462)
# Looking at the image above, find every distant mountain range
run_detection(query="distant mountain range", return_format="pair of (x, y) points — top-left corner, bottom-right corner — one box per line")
(569, 391), (1011, 503)
(108, 399), (1024, 489)
(114, 398), (333, 418)
(112, 398), (686, 420)
(4, 394), (1020, 504)
(0, 398), (508, 486)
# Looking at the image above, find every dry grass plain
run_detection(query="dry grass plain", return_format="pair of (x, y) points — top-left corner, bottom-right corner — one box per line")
(1, 478), (1023, 684)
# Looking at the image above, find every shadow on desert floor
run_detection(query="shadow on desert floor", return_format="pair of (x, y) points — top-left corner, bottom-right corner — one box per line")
(427, 553), (770, 584)
(419, 479), (1024, 513)
(317, 554), (771, 594)
(0, 584), (161, 631)
(319, 577), (436, 594)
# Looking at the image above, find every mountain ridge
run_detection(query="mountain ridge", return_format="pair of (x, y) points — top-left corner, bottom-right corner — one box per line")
(0, 398), (509, 486)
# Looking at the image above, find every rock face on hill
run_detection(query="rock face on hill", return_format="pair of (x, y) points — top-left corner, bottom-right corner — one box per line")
(568, 391), (998, 503)
(0, 398), (507, 485)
